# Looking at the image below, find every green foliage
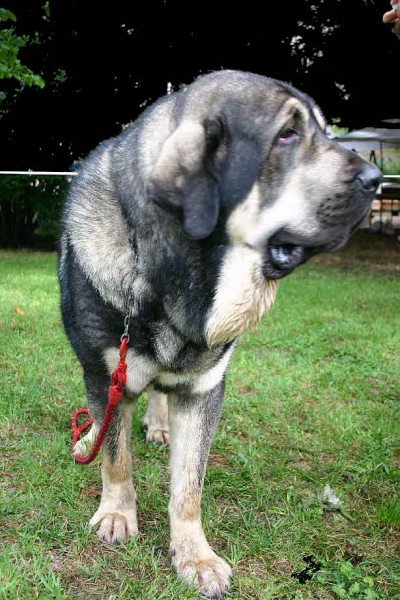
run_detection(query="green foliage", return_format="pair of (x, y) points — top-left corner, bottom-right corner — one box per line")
(0, 8), (16, 21)
(42, 2), (50, 20)
(0, 7), (45, 101)
(54, 68), (67, 84)
(0, 175), (70, 247)
(316, 561), (378, 599)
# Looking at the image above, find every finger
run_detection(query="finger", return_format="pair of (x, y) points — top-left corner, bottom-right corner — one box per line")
(383, 9), (399, 23)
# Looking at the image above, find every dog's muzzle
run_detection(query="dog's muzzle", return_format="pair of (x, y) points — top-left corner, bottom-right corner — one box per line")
(262, 162), (382, 280)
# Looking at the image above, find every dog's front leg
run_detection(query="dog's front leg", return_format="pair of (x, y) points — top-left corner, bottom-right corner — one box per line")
(168, 381), (231, 598)
(89, 399), (138, 544)
(83, 369), (138, 544)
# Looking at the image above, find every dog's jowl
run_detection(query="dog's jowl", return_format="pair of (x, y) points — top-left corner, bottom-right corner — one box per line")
(58, 70), (381, 598)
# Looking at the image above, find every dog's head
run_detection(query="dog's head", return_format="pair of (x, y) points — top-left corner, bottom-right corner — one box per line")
(148, 70), (382, 279)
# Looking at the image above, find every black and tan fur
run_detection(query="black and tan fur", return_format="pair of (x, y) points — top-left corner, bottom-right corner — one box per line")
(58, 70), (381, 598)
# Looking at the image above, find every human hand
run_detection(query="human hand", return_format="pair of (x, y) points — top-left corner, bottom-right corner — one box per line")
(383, 1), (400, 38)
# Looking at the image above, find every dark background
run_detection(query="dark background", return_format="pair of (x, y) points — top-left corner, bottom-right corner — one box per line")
(1, 0), (398, 247)
(1, 0), (398, 170)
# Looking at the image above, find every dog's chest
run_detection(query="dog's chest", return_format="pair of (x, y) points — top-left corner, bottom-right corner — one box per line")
(103, 332), (233, 397)
(205, 246), (279, 346)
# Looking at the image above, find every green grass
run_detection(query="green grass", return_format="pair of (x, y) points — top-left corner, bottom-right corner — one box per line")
(1, 234), (399, 599)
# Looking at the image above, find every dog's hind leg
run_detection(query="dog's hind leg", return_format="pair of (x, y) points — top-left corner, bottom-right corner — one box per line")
(82, 370), (138, 545)
(142, 386), (169, 445)
(168, 382), (232, 598)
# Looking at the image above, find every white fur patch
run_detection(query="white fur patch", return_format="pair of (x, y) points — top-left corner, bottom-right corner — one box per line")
(103, 348), (159, 396)
(157, 345), (235, 394)
(243, 170), (320, 248)
(192, 345), (234, 394)
(205, 245), (278, 347)
(205, 182), (280, 347)
(227, 183), (261, 244)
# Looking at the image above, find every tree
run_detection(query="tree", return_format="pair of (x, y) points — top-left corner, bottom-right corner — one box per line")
(0, 7), (44, 102)
(1, 0), (398, 247)
(0, 174), (68, 248)
(1, 0), (398, 172)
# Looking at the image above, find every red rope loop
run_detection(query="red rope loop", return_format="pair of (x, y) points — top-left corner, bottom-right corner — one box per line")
(70, 335), (129, 464)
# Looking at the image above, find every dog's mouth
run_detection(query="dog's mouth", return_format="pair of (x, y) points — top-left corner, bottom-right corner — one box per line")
(269, 243), (305, 272)
(263, 242), (307, 279)
(262, 207), (372, 280)
(263, 233), (344, 280)
(263, 210), (370, 280)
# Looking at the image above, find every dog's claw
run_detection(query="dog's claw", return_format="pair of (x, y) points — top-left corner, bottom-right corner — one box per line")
(89, 510), (138, 545)
(145, 426), (170, 445)
(172, 546), (232, 598)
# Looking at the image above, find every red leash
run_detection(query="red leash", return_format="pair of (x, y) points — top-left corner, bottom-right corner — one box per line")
(70, 320), (130, 464)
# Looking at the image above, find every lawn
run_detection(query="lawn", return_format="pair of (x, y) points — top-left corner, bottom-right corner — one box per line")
(0, 233), (399, 600)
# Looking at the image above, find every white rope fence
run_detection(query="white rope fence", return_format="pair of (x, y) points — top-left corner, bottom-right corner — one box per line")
(0, 171), (398, 179)
(0, 171), (77, 176)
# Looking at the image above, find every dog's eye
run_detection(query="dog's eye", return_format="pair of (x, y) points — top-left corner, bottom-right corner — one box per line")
(278, 128), (298, 144)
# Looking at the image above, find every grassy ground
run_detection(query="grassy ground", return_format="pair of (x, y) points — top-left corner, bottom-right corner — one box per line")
(0, 232), (399, 599)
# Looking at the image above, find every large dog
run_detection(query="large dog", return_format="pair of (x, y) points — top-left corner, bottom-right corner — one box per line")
(58, 70), (381, 598)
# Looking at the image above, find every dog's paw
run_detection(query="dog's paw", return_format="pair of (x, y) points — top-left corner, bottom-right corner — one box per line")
(171, 545), (232, 598)
(143, 389), (169, 445)
(144, 422), (170, 445)
(142, 413), (169, 445)
(89, 508), (138, 545)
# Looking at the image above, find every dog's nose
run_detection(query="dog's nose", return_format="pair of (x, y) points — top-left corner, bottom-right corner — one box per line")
(356, 164), (383, 192)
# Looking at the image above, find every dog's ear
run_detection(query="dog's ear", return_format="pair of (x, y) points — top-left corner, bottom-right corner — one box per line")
(147, 118), (224, 240)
